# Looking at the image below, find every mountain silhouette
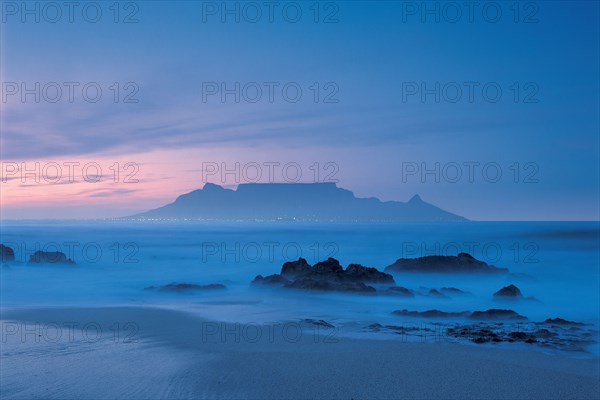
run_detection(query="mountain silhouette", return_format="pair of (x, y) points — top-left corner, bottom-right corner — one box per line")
(129, 183), (467, 222)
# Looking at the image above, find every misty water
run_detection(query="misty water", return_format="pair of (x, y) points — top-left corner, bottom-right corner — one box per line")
(1, 221), (599, 350)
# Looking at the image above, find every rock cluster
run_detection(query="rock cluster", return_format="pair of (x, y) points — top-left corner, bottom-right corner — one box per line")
(0, 244), (15, 263)
(385, 252), (508, 274)
(392, 308), (527, 321)
(29, 251), (75, 265)
(145, 283), (226, 292)
(253, 257), (395, 294)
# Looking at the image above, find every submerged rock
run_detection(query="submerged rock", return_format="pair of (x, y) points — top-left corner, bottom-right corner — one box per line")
(385, 286), (414, 297)
(392, 308), (527, 321)
(28, 251), (74, 265)
(493, 284), (523, 298)
(392, 309), (469, 318)
(0, 244), (16, 263)
(302, 319), (335, 328)
(385, 252), (508, 274)
(145, 283), (226, 292)
(372, 316), (595, 352)
(543, 317), (586, 326)
(468, 309), (527, 321)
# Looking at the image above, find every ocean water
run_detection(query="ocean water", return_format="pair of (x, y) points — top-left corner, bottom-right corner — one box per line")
(1, 221), (599, 332)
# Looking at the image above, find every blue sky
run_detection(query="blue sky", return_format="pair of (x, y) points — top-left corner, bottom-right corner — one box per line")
(1, 1), (599, 220)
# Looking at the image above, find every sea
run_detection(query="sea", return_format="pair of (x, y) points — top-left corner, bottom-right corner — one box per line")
(1, 220), (599, 352)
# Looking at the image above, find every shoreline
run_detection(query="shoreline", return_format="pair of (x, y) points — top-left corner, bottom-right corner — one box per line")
(2, 306), (599, 399)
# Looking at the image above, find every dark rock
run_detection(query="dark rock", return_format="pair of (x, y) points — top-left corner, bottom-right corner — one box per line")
(0, 244), (16, 263)
(312, 257), (344, 275)
(543, 317), (585, 326)
(393, 308), (527, 321)
(392, 309), (469, 318)
(368, 323), (383, 331)
(28, 251), (74, 265)
(345, 263), (395, 284)
(284, 278), (333, 291)
(302, 319), (334, 328)
(535, 328), (553, 338)
(146, 283), (226, 292)
(509, 331), (528, 340)
(468, 309), (527, 321)
(252, 274), (291, 285)
(384, 325), (423, 333)
(281, 258), (311, 277)
(385, 252), (508, 274)
(435, 321), (594, 351)
(386, 286), (414, 297)
(494, 284), (523, 298)
(285, 278), (376, 294)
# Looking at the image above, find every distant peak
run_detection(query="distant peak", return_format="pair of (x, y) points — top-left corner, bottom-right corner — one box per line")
(202, 183), (224, 191)
(409, 194), (423, 203)
(239, 182), (338, 188)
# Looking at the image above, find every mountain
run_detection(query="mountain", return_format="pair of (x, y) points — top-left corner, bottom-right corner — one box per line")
(128, 183), (467, 222)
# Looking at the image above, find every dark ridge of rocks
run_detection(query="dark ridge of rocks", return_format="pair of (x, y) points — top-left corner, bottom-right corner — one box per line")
(367, 321), (595, 352)
(468, 309), (527, 321)
(145, 283), (226, 292)
(392, 308), (527, 321)
(368, 323), (384, 331)
(302, 319), (335, 328)
(543, 318), (586, 326)
(392, 309), (469, 318)
(28, 251), (75, 265)
(0, 244), (16, 263)
(285, 278), (377, 294)
(493, 284), (523, 298)
(449, 326), (539, 345)
(385, 252), (508, 274)
(251, 257), (394, 294)
(382, 286), (470, 298)
(385, 286), (414, 297)
(451, 324), (596, 350)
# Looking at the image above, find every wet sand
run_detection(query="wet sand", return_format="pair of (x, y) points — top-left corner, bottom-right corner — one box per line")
(1, 306), (598, 399)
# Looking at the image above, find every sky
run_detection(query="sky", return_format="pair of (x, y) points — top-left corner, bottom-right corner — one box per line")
(0, 0), (599, 220)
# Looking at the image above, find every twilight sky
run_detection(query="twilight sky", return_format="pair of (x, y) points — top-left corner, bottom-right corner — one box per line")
(1, 1), (598, 220)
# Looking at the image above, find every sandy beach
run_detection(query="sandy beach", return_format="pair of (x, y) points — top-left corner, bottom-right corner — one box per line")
(1, 306), (598, 399)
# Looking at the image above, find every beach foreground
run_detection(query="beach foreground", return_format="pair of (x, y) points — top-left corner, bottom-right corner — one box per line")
(1, 306), (598, 399)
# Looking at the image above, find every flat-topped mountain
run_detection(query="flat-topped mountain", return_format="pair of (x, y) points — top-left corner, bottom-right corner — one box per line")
(129, 182), (466, 222)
